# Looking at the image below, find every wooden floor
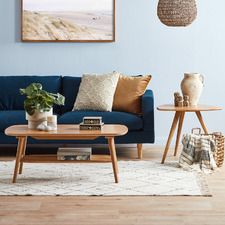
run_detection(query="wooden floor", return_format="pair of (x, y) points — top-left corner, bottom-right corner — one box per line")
(1, 146), (225, 225)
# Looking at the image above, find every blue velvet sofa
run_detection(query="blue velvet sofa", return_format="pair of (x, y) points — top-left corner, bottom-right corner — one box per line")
(0, 76), (154, 150)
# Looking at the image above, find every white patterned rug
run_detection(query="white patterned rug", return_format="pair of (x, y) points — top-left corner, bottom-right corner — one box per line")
(0, 161), (210, 196)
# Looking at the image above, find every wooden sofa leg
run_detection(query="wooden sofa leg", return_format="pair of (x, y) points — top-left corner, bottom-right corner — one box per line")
(137, 144), (143, 159)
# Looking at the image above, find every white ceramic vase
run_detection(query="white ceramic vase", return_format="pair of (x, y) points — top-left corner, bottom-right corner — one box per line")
(181, 73), (204, 106)
(26, 108), (53, 129)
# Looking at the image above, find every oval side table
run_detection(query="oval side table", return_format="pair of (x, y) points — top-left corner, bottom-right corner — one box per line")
(157, 104), (222, 164)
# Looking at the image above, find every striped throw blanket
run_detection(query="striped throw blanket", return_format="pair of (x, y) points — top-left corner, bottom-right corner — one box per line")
(179, 134), (217, 172)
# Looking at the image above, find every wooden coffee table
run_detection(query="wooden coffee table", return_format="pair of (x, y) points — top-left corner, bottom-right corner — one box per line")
(5, 124), (128, 183)
(157, 104), (222, 164)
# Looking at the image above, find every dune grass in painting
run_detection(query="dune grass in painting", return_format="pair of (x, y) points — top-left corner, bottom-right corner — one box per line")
(22, 0), (114, 41)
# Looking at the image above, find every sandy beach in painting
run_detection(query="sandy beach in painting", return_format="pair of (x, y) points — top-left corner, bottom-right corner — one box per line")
(23, 10), (113, 41)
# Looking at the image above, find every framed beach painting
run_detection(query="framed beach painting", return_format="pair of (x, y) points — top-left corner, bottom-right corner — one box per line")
(21, 0), (115, 42)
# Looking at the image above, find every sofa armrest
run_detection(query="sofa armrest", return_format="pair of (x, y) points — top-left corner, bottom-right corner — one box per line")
(142, 90), (155, 134)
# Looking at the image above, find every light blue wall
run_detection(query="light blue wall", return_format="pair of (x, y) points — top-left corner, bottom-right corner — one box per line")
(0, 0), (225, 144)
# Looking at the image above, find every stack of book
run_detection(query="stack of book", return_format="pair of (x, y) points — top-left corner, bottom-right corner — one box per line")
(57, 147), (92, 161)
(79, 116), (104, 130)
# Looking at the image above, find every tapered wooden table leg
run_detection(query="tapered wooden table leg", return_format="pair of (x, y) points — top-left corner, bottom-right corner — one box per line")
(137, 144), (143, 159)
(161, 112), (180, 164)
(195, 111), (209, 134)
(13, 137), (25, 183)
(174, 112), (185, 156)
(19, 137), (27, 174)
(107, 137), (119, 183)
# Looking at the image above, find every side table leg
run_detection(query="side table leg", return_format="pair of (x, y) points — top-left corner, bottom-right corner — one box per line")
(107, 137), (119, 183)
(13, 137), (25, 183)
(161, 112), (180, 164)
(174, 112), (185, 156)
(19, 137), (27, 174)
(195, 111), (209, 134)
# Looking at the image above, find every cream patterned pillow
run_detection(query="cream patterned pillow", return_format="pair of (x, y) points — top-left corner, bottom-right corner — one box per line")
(73, 72), (119, 112)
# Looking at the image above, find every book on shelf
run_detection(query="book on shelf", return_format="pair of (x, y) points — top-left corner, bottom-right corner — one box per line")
(57, 155), (90, 161)
(57, 147), (92, 161)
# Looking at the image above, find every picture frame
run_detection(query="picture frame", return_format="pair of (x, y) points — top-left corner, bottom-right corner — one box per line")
(21, 0), (115, 42)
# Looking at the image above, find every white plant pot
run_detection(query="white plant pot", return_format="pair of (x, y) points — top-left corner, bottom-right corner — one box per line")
(26, 108), (53, 129)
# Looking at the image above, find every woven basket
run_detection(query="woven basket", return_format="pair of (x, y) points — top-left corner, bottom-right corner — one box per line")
(157, 0), (197, 27)
(213, 133), (225, 167)
(192, 128), (225, 167)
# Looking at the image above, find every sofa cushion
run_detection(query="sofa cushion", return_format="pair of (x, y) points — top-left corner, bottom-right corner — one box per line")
(58, 111), (143, 131)
(113, 74), (151, 114)
(0, 76), (62, 112)
(61, 76), (81, 113)
(73, 72), (119, 112)
(0, 111), (27, 131)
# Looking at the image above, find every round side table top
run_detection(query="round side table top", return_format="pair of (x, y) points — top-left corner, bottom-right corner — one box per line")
(157, 104), (223, 112)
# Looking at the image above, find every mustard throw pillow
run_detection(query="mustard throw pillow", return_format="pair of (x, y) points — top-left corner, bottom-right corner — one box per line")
(113, 74), (152, 114)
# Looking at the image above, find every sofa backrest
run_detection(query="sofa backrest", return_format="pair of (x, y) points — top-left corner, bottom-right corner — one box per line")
(61, 76), (81, 113)
(0, 76), (62, 112)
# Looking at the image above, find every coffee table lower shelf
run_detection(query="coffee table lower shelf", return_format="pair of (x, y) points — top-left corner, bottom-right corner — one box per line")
(22, 154), (111, 163)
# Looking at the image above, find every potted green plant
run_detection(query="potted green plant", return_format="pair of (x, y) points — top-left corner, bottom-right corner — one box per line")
(20, 83), (65, 129)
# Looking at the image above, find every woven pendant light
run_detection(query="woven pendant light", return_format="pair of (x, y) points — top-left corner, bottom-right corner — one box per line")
(157, 0), (197, 27)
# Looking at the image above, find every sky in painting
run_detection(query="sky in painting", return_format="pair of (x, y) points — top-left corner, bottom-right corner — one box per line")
(23, 0), (113, 12)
